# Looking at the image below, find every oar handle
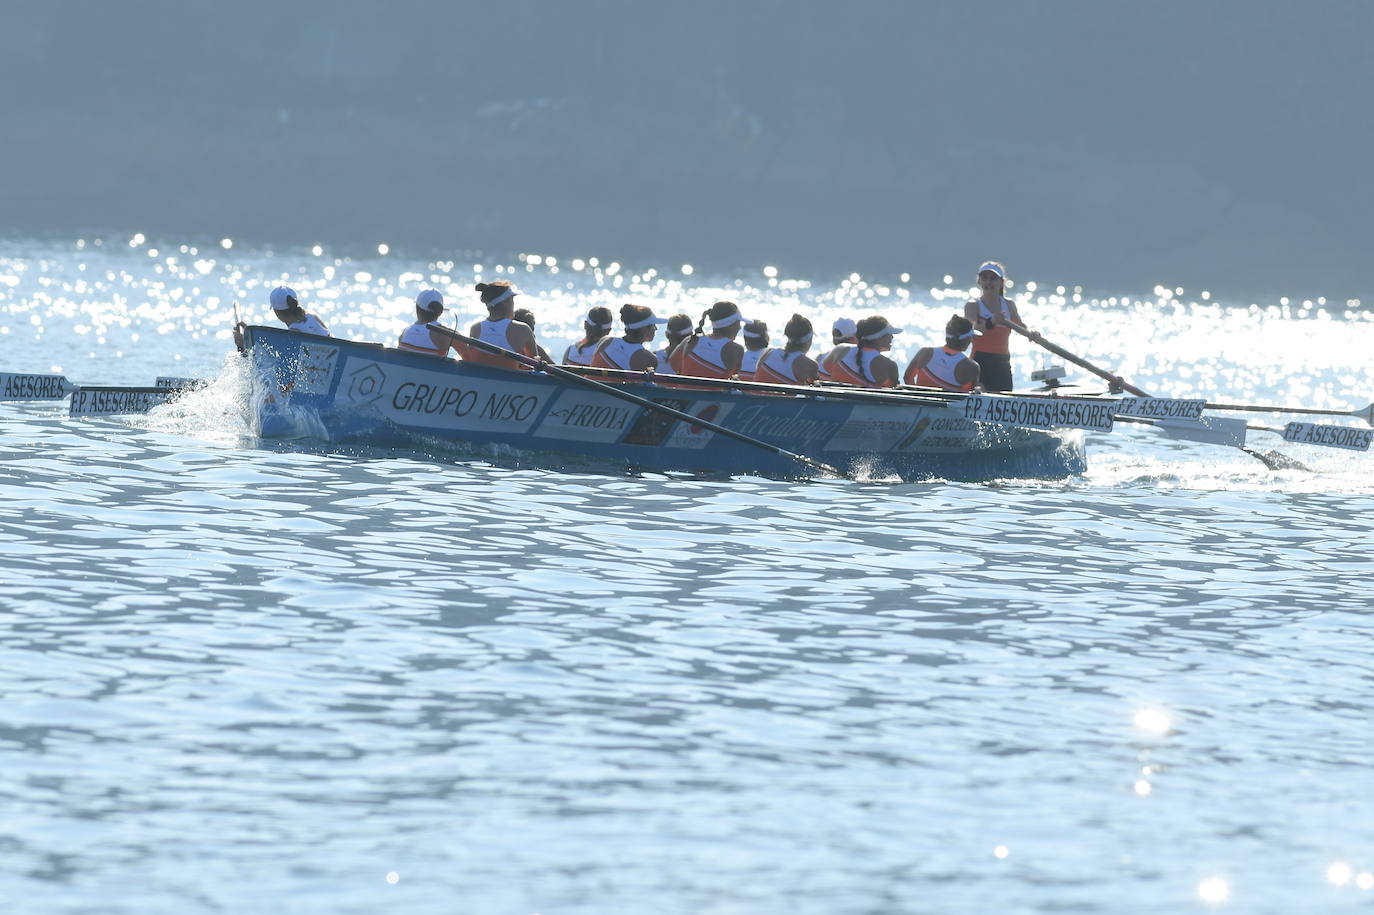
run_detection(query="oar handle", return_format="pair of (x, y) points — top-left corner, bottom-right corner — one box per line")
(430, 326), (848, 479)
(1003, 319), (1150, 397)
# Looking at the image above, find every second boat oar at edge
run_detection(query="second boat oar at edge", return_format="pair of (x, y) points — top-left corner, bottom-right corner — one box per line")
(1001, 320), (1308, 471)
(0, 371), (184, 416)
(0, 371), (81, 400)
(429, 326), (850, 480)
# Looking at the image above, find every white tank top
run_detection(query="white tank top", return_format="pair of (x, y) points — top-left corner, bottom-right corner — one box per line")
(817, 348), (839, 379)
(655, 346), (673, 372)
(842, 347), (882, 381)
(564, 341), (598, 365)
(398, 321), (443, 353)
(287, 314), (329, 336)
(479, 318), (512, 350)
(922, 347), (971, 388)
(977, 296), (1011, 322)
(598, 338), (646, 370)
(740, 349), (764, 375)
(687, 335), (729, 370)
(758, 349), (801, 382)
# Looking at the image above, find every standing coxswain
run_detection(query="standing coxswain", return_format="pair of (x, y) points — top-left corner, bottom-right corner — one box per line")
(904, 315), (981, 391)
(460, 282), (543, 370)
(737, 320), (769, 381)
(754, 314), (820, 385)
(963, 261), (1031, 392)
(822, 315), (903, 388)
(591, 304), (668, 372)
(563, 307), (614, 365)
(397, 289), (462, 357)
(669, 301), (747, 379)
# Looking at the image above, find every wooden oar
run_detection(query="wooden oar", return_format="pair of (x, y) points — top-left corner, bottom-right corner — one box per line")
(1200, 400), (1374, 426)
(1002, 321), (1146, 396)
(1001, 320), (1307, 470)
(568, 363), (953, 408)
(429, 327), (850, 479)
(68, 386), (178, 417)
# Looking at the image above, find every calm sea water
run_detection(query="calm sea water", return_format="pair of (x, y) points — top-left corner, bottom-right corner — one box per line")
(2, 236), (1373, 914)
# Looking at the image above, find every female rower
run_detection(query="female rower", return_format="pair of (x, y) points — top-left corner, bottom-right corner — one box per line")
(655, 313), (693, 372)
(754, 314), (819, 385)
(461, 281), (542, 369)
(963, 261), (1027, 392)
(236, 284), (330, 351)
(669, 301), (747, 379)
(822, 315), (903, 388)
(816, 317), (857, 381)
(563, 306), (614, 365)
(397, 289), (461, 357)
(591, 304), (668, 372)
(904, 315), (981, 391)
(737, 320), (769, 381)
(513, 307), (554, 362)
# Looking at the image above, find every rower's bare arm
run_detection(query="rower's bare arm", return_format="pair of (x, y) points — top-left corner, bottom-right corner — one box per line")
(964, 300), (985, 332)
(724, 342), (744, 376)
(959, 359), (981, 388)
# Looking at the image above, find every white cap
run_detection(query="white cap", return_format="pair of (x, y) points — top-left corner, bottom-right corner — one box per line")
(269, 285), (298, 311)
(832, 317), (857, 337)
(711, 312), (747, 330)
(977, 262), (1005, 279)
(416, 289), (444, 310)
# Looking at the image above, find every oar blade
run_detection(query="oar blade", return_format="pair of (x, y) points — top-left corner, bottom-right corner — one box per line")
(1279, 421), (1373, 452)
(1151, 416), (1250, 448)
(0, 372), (77, 400)
(69, 387), (176, 417)
(155, 376), (205, 392)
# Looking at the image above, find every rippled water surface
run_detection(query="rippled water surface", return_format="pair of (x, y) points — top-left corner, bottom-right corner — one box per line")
(2, 236), (1373, 913)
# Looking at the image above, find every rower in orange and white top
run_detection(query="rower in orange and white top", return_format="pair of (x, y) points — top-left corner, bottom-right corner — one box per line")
(904, 315), (981, 391)
(655, 314), (694, 372)
(460, 281), (543, 370)
(513, 307), (554, 362)
(591, 303), (668, 372)
(669, 301), (747, 379)
(563, 307), (614, 365)
(737, 320), (769, 381)
(816, 317), (857, 381)
(397, 289), (462, 357)
(754, 314), (820, 385)
(822, 315), (903, 388)
(963, 261), (1028, 392)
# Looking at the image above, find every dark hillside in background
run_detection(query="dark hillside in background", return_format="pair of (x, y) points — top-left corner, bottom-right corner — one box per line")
(1, 1), (1369, 299)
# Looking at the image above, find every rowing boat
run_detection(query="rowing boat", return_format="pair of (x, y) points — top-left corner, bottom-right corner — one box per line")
(241, 325), (1086, 481)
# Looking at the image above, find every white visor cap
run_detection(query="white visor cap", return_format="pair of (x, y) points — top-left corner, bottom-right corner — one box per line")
(624, 310), (670, 331)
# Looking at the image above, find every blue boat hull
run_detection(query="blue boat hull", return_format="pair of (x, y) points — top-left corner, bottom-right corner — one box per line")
(243, 327), (1085, 482)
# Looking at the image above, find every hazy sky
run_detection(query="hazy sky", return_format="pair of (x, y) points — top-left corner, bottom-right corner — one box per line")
(2, 1), (1369, 297)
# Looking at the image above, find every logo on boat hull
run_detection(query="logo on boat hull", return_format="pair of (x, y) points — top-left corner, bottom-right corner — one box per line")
(346, 363), (387, 404)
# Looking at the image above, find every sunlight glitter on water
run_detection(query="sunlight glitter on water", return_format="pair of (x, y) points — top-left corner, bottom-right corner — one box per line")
(4, 235), (1370, 412)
